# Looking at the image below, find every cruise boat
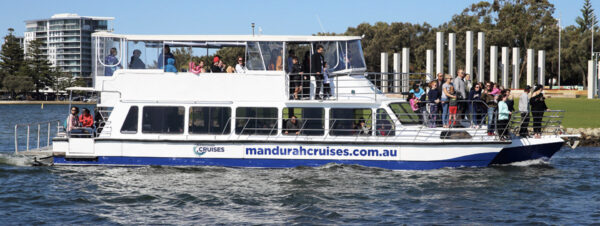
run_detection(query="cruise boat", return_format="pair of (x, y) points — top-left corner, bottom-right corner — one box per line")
(14, 32), (580, 170)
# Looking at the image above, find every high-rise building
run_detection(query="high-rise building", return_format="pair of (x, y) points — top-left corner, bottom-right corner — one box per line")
(24, 13), (114, 86)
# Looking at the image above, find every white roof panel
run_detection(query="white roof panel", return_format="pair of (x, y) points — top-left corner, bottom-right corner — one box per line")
(92, 32), (361, 42)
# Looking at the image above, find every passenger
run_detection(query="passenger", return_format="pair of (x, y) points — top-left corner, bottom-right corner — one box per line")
(290, 56), (303, 100)
(301, 51), (311, 99)
(501, 89), (515, 118)
(497, 94), (512, 140)
(441, 74), (455, 128)
(286, 50), (295, 73)
(270, 49), (283, 71)
(211, 56), (222, 73)
(188, 60), (206, 74)
(165, 58), (177, 73)
(468, 83), (483, 128)
(157, 45), (175, 69)
(435, 73), (444, 126)
(235, 56), (247, 73)
(226, 65), (235, 73)
(408, 93), (423, 125)
(448, 86), (458, 127)
(104, 47), (122, 76)
(284, 115), (301, 135)
(129, 49), (146, 69)
(409, 83), (425, 99)
(220, 61), (227, 72)
(79, 108), (94, 128)
(357, 118), (370, 135)
(482, 82), (498, 136)
(322, 62), (332, 99)
(530, 84), (548, 138)
(66, 106), (80, 132)
(311, 45), (325, 100)
(490, 83), (501, 96)
(427, 81), (440, 128)
(518, 85), (532, 137)
(453, 69), (468, 121)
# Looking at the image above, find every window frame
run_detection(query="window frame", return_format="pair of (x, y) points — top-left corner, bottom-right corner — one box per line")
(141, 106), (186, 134)
(188, 106), (232, 135)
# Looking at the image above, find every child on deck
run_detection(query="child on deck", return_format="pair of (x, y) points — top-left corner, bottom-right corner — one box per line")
(408, 93), (423, 124)
(322, 62), (332, 99)
(448, 86), (458, 127)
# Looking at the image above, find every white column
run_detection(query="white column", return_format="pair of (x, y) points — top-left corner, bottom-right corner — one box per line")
(380, 52), (388, 93)
(393, 53), (401, 93)
(426, 49), (434, 82)
(527, 49), (535, 87)
(588, 60), (597, 99)
(490, 46), (498, 83)
(538, 50), (545, 86)
(402, 48), (410, 93)
(448, 33), (456, 77)
(501, 47), (509, 88)
(436, 32), (444, 75)
(465, 31), (474, 85)
(477, 32), (485, 83)
(512, 47), (520, 89)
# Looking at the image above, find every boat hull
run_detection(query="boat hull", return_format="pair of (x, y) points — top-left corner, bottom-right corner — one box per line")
(489, 137), (564, 165)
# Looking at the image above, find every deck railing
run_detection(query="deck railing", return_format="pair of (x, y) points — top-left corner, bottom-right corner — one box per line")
(14, 120), (61, 154)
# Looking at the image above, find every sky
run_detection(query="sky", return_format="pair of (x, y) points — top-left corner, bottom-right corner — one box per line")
(0, 0), (597, 40)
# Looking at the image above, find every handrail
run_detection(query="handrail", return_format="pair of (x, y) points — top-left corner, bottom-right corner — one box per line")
(14, 120), (61, 154)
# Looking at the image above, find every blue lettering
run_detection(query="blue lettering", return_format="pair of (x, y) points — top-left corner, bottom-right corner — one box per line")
(344, 149), (349, 156)
(246, 148), (257, 155)
(336, 149), (343, 156)
(257, 148), (264, 155)
(391, 149), (397, 157)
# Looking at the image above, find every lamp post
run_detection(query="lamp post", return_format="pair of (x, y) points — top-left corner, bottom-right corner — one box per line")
(251, 23), (255, 36)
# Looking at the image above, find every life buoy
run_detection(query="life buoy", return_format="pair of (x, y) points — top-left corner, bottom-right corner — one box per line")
(189, 62), (202, 74)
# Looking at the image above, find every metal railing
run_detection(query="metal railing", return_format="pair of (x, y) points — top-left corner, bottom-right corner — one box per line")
(14, 120), (61, 154)
(285, 72), (432, 101)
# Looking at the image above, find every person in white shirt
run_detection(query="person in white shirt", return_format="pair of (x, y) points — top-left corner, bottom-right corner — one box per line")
(518, 85), (531, 137)
(235, 56), (247, 73)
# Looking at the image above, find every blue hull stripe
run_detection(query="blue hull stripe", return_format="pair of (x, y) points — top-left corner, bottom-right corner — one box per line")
(54, 152), (498, 170)
(490, 141), (564, 165)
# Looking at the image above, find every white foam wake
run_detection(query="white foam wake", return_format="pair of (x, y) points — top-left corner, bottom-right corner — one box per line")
(0, 153), (33, 167)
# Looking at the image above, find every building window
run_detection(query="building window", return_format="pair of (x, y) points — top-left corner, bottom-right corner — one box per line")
(282, 107), (324, 135)
(189, 107), (231, 135)
(329, 108), (372, 136)
(120, 106), (138, 134)
(235, 107), (278, 135)
(142, 106), (185, 134)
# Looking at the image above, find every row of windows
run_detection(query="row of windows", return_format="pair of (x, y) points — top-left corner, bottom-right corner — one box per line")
(120, 106), (396, 136)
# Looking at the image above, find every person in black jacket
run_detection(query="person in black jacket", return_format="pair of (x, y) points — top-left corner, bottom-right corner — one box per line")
(530, 85), (548, 138)
(468, 83), (483, 128)
(301, 51), (311, 99)
(311, 45), (325, 100)
(289, 57), (303, 100)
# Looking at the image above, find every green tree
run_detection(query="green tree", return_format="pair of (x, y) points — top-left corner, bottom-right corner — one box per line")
(576, 0), (598, 32)
(0, 28), (25, 90)
(3, 65), (34, 96)
(25, 39), (54, 96)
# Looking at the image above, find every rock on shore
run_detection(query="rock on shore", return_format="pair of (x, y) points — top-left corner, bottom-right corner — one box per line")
(565, 128), (600, 147)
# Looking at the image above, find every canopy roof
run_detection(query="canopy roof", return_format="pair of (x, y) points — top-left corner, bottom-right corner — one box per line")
(92, 32), (362, 42)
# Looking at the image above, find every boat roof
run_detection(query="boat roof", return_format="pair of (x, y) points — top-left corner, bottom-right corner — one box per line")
(92, 31), (362, 42)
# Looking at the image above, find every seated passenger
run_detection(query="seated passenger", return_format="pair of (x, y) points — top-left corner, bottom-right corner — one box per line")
(79, 108), (94, 128)
(226, 66), (235, 73)
(165, 58), (177, 73)
(211, 56), (222, 73)
(268, 49), (283, 71)
(284, 115), (301, 135)
(104, 47), (122, 76)
(235, 56), (247, 73)
(158, 45), (175, 69)
(189, 60), (206, 74)
(66, 106), (80, 132)
(129, 49), (146, 69)
(356, 119), (370, 135)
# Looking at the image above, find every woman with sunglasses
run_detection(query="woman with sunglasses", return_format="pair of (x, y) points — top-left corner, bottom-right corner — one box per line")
(67, 106), (81, 132)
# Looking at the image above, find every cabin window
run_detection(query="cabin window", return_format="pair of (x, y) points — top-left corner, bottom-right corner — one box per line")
(389, 102), (421, 125)
(189, 107), (231, 135)
(282, 107), (324, 136)
(126, 41), (161, 70)
(120, 106), (138, 134)
(260, 42), (284, 71)
(347, 40), (366, 69)
(236, 107), (278, 135)
(329, 108), (372, 136)
(376, 108), (395, 136)
(246, 42), (265, 70)
(94, 37), (123, 76)
(142, 106), (185, 134)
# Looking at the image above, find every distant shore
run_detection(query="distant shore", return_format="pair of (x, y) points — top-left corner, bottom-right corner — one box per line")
(0, 101), (94, 105)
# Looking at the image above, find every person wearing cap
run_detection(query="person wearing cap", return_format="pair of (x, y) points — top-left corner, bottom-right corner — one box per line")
(211, 56), (223, 73)
(518, 85), (532, 137)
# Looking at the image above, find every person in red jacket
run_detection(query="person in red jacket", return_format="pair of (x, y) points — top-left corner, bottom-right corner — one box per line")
(79, 108), (94, 128)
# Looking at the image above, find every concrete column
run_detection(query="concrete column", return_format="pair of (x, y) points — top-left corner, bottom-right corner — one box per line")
(436, 32), (444, 75)
(527, 49), (535, 87)
(466, 31), (474, 87)
(512, 47), (520, 89)
(393, 53), (401, 93)
(538, 50), (545, 86)
(448, 33), (456, 77)
(588, 60), (597, 99)
(477, 32), (485, 83)
(402, 48), (410, 93)
(381, 52), (388, 93)
(490, 46), (498, 83)
(426, 49), (434, 82)
(501, 47), (509, 88)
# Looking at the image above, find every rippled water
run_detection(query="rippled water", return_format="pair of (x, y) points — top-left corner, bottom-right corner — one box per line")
(0, 105), (599, 224)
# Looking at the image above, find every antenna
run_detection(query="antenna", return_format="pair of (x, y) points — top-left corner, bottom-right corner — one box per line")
(316, 15), (326, 33)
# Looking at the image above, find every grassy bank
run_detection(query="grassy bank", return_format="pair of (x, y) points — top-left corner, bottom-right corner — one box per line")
(514, 97), (600, 128)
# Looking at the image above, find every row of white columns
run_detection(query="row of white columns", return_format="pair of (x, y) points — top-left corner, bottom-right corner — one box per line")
(587, 60), (600, 99)
(380, 48), (410, 93)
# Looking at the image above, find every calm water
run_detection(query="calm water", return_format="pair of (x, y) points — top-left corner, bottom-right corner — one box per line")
(0, 105), (598, 224)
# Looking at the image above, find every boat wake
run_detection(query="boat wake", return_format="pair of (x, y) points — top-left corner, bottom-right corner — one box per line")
(0, 153), (33, 167)
(501, 158), (550, 167)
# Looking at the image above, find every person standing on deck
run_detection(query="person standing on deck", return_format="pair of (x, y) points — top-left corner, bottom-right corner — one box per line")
(311, 45), (325, 100)
(453, 69), (468, 121)
(497, 94), (512, 140)
(104, 48), (122, 76)
(518, 85), (532, 137)
(157, 45), (175, 69)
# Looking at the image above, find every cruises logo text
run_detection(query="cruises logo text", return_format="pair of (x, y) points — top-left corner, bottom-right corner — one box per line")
(193, 145), (225, 156)
(245, 146), (398, 158)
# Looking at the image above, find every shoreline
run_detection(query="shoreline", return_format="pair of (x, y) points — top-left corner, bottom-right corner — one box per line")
(0, 101), (94, 105)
